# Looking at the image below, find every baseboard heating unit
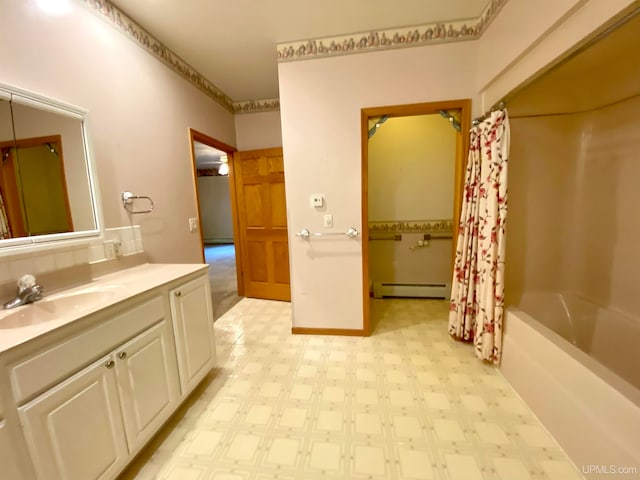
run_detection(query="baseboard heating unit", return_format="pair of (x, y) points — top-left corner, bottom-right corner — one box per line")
(373, 282), (451, 299)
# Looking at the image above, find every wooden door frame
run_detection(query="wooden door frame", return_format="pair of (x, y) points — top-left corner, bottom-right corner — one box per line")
(188, 129), (244, 296)
(361, 99), (471, 336)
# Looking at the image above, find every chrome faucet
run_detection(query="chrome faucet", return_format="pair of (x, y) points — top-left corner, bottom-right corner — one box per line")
(3, 274), (44, 309)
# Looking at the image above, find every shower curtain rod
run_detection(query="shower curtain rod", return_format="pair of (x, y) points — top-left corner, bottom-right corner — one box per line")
(471, 101), (506, 126)
(508, 91), (640, 120)
(471, 89), (640, 125)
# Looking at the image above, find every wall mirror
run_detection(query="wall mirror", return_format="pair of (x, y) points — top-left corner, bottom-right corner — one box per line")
(0, 84), (102, 254)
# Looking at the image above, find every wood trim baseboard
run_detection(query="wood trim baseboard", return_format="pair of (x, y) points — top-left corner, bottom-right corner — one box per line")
(291, 327), (366, 336)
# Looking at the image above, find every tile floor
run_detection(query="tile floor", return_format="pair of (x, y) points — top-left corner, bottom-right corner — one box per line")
(119, 298), (584, 480)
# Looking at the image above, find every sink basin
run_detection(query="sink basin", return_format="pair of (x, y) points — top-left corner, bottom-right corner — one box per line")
(38, 287), (122, 313)
(0, 307), (56, 329)
(0, 284), (125, 329)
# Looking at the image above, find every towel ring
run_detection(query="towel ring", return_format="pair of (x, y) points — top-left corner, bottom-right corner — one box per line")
(121, 191), (154, 214)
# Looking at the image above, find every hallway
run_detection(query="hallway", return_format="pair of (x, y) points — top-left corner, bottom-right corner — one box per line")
(205, 244), (242, 320)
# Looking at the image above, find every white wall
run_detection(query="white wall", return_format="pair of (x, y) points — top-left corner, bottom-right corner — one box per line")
(0, 0), (236, 263)
(197, 176), (234, 243)
(234, 111), (282, 151)
(279, 42), (477, 330)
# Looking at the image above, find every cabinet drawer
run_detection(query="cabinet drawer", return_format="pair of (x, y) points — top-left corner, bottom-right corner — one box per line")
(10, 296), (165, 404)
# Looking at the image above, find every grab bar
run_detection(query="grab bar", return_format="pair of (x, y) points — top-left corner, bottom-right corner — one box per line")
(369, 234), (402, 241)
(121, 191), (154, 214)
(424, 233), (452, 240)
(296, 227), (359, 240)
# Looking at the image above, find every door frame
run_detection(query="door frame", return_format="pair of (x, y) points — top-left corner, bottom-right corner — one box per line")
(188, 129), (244, 296)
(361, 99), (471, 336)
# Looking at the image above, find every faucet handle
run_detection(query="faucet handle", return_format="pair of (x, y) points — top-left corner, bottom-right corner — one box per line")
(18, 274), (36, 289)
(18, 274), (37, 294)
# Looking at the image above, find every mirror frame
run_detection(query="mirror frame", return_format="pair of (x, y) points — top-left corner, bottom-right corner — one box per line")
(0, 83), (103, 256)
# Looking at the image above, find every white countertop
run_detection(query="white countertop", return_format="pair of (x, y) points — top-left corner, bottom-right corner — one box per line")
(0, 263), (208, 354)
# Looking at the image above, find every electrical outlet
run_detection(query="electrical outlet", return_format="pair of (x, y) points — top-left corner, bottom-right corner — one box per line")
(323, 214), (333, 228)
(104, 240), (115, 259)
(188, 218), (198, 232)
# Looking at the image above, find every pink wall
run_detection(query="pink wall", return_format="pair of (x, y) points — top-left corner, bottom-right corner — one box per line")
(234, 111), (282, 151)
(0, 0), (236, 263)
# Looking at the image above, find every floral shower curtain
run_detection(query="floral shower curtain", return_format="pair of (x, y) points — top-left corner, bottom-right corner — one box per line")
(448, 109), (510, 364)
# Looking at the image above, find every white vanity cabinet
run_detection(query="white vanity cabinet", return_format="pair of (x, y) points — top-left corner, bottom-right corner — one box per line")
(0, 417), (30, 480)
(0, 266), (217, 480)
(170, 274), (216, 395)
(114, 320), (180, 451)
(17, 318), (180, 480)
(18, 353), (130, 480)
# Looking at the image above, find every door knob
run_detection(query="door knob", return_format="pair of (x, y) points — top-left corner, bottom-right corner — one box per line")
(117, 352), (127, 360)
(175, 291), (182, 297)
(105, 360), (115, 369)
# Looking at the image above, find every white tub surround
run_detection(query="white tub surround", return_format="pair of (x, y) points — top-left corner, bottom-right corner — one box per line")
(502, 309), (640, 475)
(0, 263), (216, 480)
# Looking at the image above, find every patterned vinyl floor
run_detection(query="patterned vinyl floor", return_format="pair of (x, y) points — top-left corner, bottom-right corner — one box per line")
(119, 298), (583, 480)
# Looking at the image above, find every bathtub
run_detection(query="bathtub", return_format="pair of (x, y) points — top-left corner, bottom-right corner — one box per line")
(501, 293), (640, 475)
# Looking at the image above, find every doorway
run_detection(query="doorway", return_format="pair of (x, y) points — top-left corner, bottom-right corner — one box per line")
(189, 129), (242, 320)
(361, 100), (471, 335)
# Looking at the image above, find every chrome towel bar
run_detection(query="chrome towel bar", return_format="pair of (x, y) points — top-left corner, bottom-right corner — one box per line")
(296, 227), (359, 240)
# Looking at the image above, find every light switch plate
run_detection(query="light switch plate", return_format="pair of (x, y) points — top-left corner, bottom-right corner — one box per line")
(310, 193), (325, 208)
(323, 214), (333, 228)
(188, 218), (198, 232)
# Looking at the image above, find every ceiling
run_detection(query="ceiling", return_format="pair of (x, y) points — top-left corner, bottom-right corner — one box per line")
(109, 0), (489, 103)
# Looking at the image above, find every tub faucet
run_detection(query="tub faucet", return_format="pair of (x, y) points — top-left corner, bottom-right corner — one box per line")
(3, 274), (44, 309)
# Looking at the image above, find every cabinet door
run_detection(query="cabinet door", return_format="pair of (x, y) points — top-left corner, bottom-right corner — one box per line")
(18, 355), (128, 480)
(170, 274), (216, 395)
(114, 321), (180, 452)
(0, 419), (31, 480)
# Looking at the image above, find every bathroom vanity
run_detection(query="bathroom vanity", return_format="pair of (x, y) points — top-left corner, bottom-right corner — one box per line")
(0, 263), (216, 480)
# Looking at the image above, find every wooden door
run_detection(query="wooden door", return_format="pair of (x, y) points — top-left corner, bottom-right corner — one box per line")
(114, 321), (180, 452)
(169, 275), (216, 395)
(233, 147), (290, 301)
(18, 355), (129, 480)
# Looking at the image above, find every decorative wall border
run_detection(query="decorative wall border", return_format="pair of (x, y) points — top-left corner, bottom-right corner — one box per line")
(82, 0), (507, 112)
(80, 0), (237, 112)
(368, 220), (453, 234)
(233, 98), (281, 114)
(277, 0), (508, 62)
